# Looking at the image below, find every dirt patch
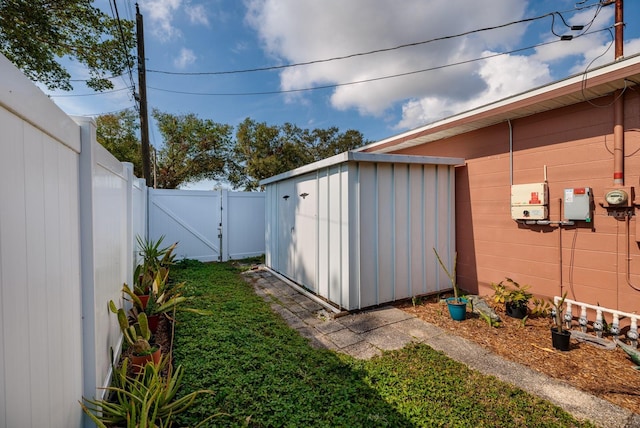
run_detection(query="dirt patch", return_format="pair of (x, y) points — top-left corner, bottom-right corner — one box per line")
(395, 295), (640, 415)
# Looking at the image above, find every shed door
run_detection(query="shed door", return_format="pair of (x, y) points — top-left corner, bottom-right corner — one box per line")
(294, 177), (317, 292)
(277, 180), (295, 279)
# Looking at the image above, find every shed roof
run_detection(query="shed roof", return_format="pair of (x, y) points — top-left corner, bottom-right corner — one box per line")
(360, 53), (640, 154)
(259, 151), (464, 185)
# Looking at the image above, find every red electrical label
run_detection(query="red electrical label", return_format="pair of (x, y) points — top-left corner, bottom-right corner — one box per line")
(574, 188), (585, 194)
(529, 192), (540, 204)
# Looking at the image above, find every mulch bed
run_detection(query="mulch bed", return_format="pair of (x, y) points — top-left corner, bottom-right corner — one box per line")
(395, 294), (640, 415)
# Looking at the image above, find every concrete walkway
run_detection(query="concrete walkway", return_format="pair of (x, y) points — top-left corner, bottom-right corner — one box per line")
(243, 267), (640, 428)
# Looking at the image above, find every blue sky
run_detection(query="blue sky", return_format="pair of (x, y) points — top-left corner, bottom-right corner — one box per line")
(46, 1), (640, 188)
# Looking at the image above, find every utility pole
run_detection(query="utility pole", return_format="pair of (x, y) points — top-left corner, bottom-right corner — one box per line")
(136, 3), (152, 186)
(614, 0), (623, 60)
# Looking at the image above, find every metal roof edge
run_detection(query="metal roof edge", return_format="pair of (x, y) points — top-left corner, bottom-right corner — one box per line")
(259, 151), (464, 185)
(348, 151), (464, 166)
(359, 53), (640, 153)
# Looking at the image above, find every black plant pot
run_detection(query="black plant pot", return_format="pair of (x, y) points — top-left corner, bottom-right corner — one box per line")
(550, 327), (571, 351)
(505, 302), (528, 319)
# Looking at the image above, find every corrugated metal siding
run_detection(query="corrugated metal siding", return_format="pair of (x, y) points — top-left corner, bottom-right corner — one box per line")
(264, 154), (459, 310)
(355, 162), (455, 309)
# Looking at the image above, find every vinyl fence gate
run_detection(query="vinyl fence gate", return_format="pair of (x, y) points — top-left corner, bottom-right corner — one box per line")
(148, 188), (265, 262)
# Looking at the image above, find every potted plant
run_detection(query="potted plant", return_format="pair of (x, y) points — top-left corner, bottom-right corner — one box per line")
(133, 235), (178, 299)
(109, 300), (161, 373)
(123, 265), (210, 333)
(433, 248), (466, 321)
(550, 292), (571, 351)
(492, 278), (532, 319)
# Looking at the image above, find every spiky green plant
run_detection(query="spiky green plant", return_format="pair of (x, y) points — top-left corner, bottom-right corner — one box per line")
(80, 357), (216, 428)
(109, 300), (153, 355)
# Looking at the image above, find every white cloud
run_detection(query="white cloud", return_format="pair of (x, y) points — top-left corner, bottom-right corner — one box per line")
(174, 48), (197, 69)
(186, 4), (210, 26)
(244, 0), (639, 131)
(140, 0), (183, 41)
(244, 0), (529, 127)
(395, 52), (552, 128)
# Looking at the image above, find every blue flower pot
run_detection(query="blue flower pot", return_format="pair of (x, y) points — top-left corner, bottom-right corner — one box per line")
(446, 297), (467, 321)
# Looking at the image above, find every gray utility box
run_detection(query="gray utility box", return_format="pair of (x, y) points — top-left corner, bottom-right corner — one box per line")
(564, 187), (591, 221)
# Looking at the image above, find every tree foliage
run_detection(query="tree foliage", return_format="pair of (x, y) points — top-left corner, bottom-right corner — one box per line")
(96, 109), (142, 177)
(95, 110), (368, 191)
(229, 118), (369, 190)
(153, 109), (233, 189)
(0, 0), (135, 91)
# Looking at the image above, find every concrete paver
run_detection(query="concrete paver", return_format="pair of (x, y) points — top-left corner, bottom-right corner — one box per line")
(314, 320), (346, 335)
(326, 328), (363, 349)
(243, 267), (639, 428)
(362, 325), (414, 351)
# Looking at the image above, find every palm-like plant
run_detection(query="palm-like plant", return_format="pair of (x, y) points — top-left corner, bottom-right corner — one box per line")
(134, 235), (178, 295)
(80, 357), (216, 427)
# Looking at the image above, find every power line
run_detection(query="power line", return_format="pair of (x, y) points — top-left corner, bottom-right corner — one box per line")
(84, 106), (137, 116)
(49, 86), (131, 97)
(109, 0), (138, 107)
(146, 27), (611, 97)
(146, 5), (600, 77)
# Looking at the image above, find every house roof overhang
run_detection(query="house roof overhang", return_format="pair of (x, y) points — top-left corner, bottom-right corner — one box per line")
(359, 53), (640, 154)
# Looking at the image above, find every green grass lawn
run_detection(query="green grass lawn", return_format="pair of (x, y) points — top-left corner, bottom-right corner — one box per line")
(170, 260), (594, 428)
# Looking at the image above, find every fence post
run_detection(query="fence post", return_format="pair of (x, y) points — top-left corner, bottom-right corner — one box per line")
(221, 189), (229, 262)
(76, 117), (99, 427)
(123, 162), (134, 286)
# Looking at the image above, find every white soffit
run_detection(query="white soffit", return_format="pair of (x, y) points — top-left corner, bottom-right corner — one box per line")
(362, 53), (640, 154)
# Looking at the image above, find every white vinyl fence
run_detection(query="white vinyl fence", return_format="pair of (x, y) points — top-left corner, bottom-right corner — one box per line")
(0, 54), (264, 428)
(0, 54), (145, 428)
(149, 189), (265, 262)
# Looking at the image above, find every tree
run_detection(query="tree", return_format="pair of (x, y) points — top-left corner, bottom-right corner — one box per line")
(96, 109), (142, 177)
(153, 109), (233, 189)
(0, 0), (135, 91)
(228, 118), (369, 191)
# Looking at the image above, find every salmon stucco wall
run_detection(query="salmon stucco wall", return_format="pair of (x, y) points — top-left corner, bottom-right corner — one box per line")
(392, 90), (640, 314)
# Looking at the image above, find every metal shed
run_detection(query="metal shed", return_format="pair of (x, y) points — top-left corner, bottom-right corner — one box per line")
(261, 151), (464, 311)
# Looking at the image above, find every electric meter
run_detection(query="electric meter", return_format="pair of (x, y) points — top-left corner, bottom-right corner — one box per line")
(604, 189), (629, 206)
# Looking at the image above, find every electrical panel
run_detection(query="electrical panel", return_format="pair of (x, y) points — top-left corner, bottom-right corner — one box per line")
(564, 187), (591, 221)
(511, 183), (548, 220)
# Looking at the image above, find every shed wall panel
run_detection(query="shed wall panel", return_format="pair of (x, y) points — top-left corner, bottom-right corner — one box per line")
(358, 163), (377, 308)
(409, 164), (425, 296)
(393, 165), (411, 298)
(295, 175), (318, 291)
(376, 164), (395, 304)
(264, 154), (458, 310)
(341, 165), (353, 309)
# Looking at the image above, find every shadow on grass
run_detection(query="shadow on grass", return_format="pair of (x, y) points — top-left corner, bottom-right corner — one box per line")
(171, 262), (412, 427)
(170, 261), (594, 428)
